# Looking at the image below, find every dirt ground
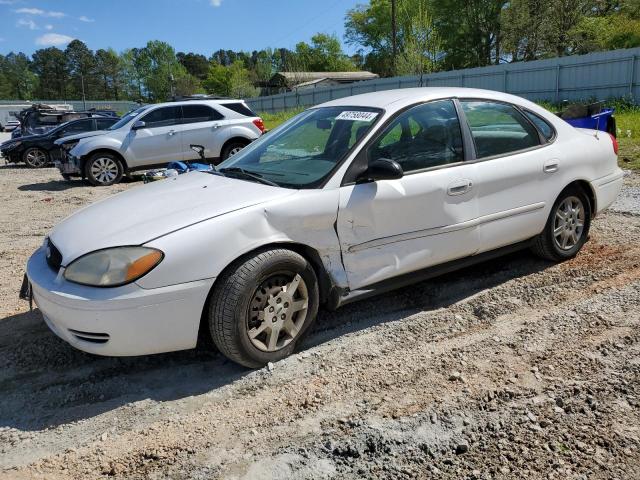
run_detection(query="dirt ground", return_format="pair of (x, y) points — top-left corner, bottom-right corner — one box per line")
(0, 155), (639, 479)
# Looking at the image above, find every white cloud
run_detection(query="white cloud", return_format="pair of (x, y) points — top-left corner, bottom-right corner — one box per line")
(17, 18), (37, 30)
(35, 33), (75, 46)
(0, 0), (20, 5)
(210, 0), (222, 6)
(44, 24), (53, 30)
(15, 7), (66, 17)
(78, 15), (94, 22)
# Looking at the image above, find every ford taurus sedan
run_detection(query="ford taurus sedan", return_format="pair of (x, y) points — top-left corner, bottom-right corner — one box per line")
(24, 88), (623, 368)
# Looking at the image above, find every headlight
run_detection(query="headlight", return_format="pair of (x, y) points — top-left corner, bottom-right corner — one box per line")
(62, 140), (79, 151)
(64, 247), (164, 287)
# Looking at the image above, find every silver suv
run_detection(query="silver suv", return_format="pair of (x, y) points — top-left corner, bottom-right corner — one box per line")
(59, 99), (264, 186)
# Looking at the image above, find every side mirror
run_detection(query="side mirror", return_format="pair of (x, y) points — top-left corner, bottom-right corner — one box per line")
(357, 158), (404, 183)
(132, 120), (146, 130)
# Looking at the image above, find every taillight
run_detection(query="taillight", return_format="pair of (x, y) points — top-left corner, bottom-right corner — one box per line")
(608, 133), (618, 155)
(252, 118), (265, 134)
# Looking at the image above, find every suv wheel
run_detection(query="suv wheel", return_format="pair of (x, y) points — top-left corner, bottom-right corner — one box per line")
(531, 186), (591, 261)
(209, 249), (319, 368)
(85, 153), (123, 186)
(23, 148), (48, 168)
(221, 140), (247, 160)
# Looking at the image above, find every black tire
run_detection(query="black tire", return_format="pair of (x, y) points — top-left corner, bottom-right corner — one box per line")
(221, 140), (248, 160)
(209, 248), (319, 368)
(531, 186), (591, 262)
(85, 152), (124, 186)
(22, 147), (49, 168)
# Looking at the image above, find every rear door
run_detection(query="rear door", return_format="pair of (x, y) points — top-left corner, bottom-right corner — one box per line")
(126, 106), (183, 166)
(180, 104), (225, 161)
(459, 100), (554, 252)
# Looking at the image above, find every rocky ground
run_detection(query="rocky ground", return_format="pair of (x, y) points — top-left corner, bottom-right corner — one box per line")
(0, 158), (639, 479)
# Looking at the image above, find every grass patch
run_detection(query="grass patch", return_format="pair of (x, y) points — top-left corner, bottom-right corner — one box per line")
(260, 108), (304, 131)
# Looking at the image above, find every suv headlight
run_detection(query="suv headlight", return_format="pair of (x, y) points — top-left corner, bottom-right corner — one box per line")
(62, 140), (79, 151)
(64, 247), (164, 287)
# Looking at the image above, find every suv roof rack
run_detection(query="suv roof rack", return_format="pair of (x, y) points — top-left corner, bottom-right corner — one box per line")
(171, 94), (231, 102)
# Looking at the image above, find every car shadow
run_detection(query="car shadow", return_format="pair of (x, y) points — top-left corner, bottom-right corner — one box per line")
(0, 250), (551, 432)
(18, 179), (83, 191)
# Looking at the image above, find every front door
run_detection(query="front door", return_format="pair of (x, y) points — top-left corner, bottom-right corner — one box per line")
(126, 105), (183, 167)
(336, 99), (480, 290)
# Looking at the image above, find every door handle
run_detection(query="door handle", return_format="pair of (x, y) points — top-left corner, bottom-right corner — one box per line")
(168, 130), (176, 136)
(212, 123), (220, 129)
(543, 161), (559, 173)
(447, 179), (473, 196)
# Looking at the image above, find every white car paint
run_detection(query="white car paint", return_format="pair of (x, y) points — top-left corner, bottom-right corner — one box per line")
(26, 87), (623, 357)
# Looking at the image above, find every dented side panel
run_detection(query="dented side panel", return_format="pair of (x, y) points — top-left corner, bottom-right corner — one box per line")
(137, 189), (346, 290)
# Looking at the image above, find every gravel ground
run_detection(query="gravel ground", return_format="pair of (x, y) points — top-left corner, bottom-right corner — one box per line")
(0, 152), (639, 479)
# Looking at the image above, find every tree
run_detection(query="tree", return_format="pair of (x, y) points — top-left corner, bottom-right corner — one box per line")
(228, 61), (259, 98)
(395, 1), (440, 79)
(294, 33), (357, 72)
(177, 52), (209, 80)
(31, 47), (69, 98)
(204, 62), (231, 96)
(65, 39), (97, 100)
(142, 40), (187, 101)
(345, 0), (395, 75)
(1, 52), (37, 99)
(121, 48), (151, 100)
(95, 48), (122, 100)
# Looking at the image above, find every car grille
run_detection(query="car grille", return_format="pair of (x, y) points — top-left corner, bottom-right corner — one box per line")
(45, 238), (63, 272)
(68, 329), (110, 344)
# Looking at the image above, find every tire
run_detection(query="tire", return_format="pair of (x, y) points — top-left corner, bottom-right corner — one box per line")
(221, 140), (248, 160)
(209, 248), (319, 368)
(85, 152), (124, 186)
(23, 147), (49, 168)
(531, 186), (591, 261)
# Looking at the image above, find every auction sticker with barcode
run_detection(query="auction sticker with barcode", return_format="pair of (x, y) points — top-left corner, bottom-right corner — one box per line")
(335, 111), (379, 122)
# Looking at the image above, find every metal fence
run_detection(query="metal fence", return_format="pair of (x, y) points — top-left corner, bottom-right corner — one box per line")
(0, 99), (139, 113)
(246, 47), (640, 114)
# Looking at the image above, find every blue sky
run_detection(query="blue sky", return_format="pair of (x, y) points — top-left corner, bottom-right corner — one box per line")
(0, 0), (362, 56)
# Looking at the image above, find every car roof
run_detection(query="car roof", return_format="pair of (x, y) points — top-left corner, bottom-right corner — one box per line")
(317, 87), (540, 111)
(155, 99), (245, 107)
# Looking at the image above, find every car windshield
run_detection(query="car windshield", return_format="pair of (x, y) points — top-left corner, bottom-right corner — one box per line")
(217, 106), (382, 188)
(107, 106), (149, 130)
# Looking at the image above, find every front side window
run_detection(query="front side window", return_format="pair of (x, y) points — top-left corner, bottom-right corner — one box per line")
(369, 100), (464, 172)
(218, 106), (382, 188)
(181, 104), (223, 124)
(96, 118), (117, 130)
(141, 106), (180, 128)
(461, 101), (540, 158)
(108, 106), (150, 130)
(61, 119), (92, 135)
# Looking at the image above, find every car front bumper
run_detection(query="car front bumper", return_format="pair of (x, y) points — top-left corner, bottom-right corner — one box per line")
(26, 245), (214, 356)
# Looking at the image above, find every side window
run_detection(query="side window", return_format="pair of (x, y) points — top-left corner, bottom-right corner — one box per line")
(222, 102), (257, 117)
(461, 101), (540, 158)
(369, 100), (464, 173)
(96, 118), (116, 130)
(141, 106), (180, 128)
(60, 120), (92, 135)
(524, 110), (555, 142)
(181, 104), (223, 124)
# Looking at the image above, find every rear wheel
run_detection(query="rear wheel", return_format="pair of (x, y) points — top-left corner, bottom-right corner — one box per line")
(23, 147), (48, 168)
(531, 186), (591, 261)
(209, 249), (319, 368)
(221, 140), (248, 160)
(85, 152), (123, 186)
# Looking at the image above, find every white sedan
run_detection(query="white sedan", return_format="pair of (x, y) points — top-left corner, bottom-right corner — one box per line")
(24, 88), (623, 367)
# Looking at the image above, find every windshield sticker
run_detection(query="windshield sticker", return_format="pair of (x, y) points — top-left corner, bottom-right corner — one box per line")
(335, 111), (379, 122)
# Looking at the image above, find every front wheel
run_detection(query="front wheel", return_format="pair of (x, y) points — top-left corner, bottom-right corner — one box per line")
(531, 186), (591, 261)
(85, 153), (123, 186)
(23, 147), (49, 168)
(209, 249), (319, 368)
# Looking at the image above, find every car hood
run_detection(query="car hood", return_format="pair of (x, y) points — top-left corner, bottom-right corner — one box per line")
(50, 172), (295, 264)
(54, 130), (107, 145)
(1, 133), (44, 148)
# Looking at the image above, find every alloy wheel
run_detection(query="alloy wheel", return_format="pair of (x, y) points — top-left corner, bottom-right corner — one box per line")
(229, 146), (243, 156)
(90, 157), (119, 184)
(553, 196), (585, 250)
(247, 273), (309, 352)
(25, 149), (47, 167)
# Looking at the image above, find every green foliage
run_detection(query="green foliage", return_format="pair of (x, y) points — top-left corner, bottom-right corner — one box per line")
(203, 61), (258, 98)
(294, 33), (357, 72)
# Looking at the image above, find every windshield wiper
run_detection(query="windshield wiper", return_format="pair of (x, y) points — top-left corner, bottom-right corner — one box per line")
(218, 167), (280, 187)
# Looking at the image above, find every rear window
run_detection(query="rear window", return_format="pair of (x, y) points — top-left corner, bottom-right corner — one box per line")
(223, 102), (257, 117)
(181, 104), (223, 124)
